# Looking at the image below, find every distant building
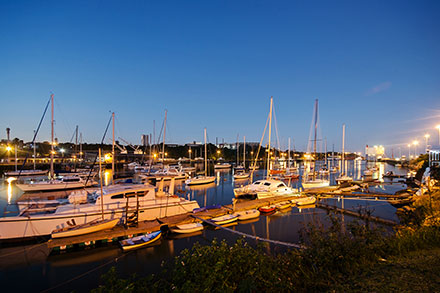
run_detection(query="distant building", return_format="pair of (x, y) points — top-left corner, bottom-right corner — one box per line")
(429, 147), (440, 167)
(365, 145), (385, 160)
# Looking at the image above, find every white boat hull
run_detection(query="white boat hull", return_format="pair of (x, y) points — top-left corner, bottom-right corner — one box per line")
(16, 181), (96, 192)
(51, 218), (120, 238)
(0, 200), (199, 240)
(185, 176), (215, 185)
(302, 180), (330, 189)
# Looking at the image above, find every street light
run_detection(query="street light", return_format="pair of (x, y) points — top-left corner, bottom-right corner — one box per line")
(424, 134), (430, 153)
(413, 140), (419, 156)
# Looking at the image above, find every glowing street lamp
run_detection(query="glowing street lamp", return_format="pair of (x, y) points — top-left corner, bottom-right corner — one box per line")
(424, 134), (430, 153)
(413, 140), (419, 156)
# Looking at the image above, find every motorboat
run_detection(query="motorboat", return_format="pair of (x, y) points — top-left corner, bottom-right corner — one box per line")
(233, 209), (260, 221)
(234, 179), (299, 199)
(0, 183), (199, 241)
(292, 196), (317, 206)
(16, 175), (97, 192)
(233, 170), (250, 180)
(185, 175), (216, 186)
(258, 205), (276, 213)
(210, 214), (238, 225)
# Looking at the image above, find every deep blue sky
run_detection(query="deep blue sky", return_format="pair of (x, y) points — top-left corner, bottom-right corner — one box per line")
(1, 0), (440, 154)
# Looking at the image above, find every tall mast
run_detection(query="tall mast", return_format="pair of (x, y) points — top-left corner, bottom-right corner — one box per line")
(74, 125), (78, 171)
(33, 130), (36, 170)
(243, 136), (246, 168)
(112, 112), (115, 180)
(204, 128), (207, 177)
(50, 93), (54, 179)
(162, 110), (167, 166)
(324, 137), (327, 167)
(236, 134), (239, 165)
(313, 99), (318, 155)
(99, 148), (104, 220)
(266, 96), (273, 179)
(79, 132), (83, 161)
(288, 137), (291, 169)
(342, 124), (346, 174)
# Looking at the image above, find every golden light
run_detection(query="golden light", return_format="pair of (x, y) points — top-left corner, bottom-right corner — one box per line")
(188, 149), (192, 153)
(165, 152), (168, 156)
(217, 150), (220, 154)
(6, 146), (12, 152)
(104, 170), (111, 186)
(153, 153), (157, 158)
(407, 144), (411, 147)
(436, 125), (440, 130)
(7, 178), (13, 204)
(412, 140), (419, 146)
(104, 153), (113, 163)
(51, 150), (56, 155)
(425, 134), (430, 138)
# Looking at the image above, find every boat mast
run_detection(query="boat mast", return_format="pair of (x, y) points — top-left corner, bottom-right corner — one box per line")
(266, 96), (273, 179)
(236, 134), (239, 166)
(204, 128), (207, 177)
(243, 135), (246, 169)
(99, 148), (104, 220)
(79, 132), (83, 161)
(342, 124), (345, 174)
(313, 99), (318, 180)
(112, 112), (115, 181)
(33, 130), (36, 170)
(288, 137), (291, 169)
(324, 137), (327, 167)
(74, 125), (78, 172)
(50, 93), (54, 179)
(162, 110), (167, 168)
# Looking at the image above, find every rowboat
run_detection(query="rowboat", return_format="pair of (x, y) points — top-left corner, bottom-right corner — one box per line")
(120, 231), (162, 251)
(275, 201), (291, 210)
(234, 209), (260, 221)
(210, 214), (238, 225)
(169, 223), (204, 234)
(51, 218), (120, 239)
(292, 196), (316, 206)
(258, 205), (276, 213)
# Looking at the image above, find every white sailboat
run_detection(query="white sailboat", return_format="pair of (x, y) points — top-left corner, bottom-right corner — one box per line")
(0, 181), (200, 241)
(336, 124), (353, 184)
(185, 128), (216, 185)
(234, 136), (250, 179)
(302, 99), (330, 189)
(233, 97), (298, 198)
(16, 94), (97, 192)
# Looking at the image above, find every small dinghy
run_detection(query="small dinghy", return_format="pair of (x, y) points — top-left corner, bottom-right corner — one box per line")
(234, 209), (260, 221)
(275, 201), (291, 211)
(51, 218), (120, 239)
(120, 231), (162, 251)
(292, 196), (316, 206)
(170, 223), (204, 234)
(258, 205), (276, 213)
(210, 214), (238, 225)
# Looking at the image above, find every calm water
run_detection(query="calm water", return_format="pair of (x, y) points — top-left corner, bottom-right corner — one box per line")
(0, 161), (407, 292)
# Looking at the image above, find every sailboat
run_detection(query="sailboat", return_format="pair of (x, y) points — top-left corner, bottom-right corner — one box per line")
(302, 99), (330, 189)
(185, 128), (216, 185)
(234, 136), (250, 179)
(16, 94), (97, 192)
(233, 97), (298, 199)
(336, 124), (353, 185)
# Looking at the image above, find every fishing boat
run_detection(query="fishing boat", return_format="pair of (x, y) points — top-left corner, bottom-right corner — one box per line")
(234, 209), (260, 220)
(210, 214), (238, 225)
(169, 223), (204, 234)
(51, 218), (120, 238)
(292, 196), (317, 206)
(0, 182), (199, 241)
(275, 201), (291, 210)
(258, 205), (276, 213)
(185, 128), (216, 186)
(120, 230), (162, 251)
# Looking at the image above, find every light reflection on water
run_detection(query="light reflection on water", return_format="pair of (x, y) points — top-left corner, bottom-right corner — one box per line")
(0, 161), (406, 292)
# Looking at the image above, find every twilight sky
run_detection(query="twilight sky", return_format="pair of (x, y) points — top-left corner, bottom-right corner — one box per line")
(1, 0), (440, 155)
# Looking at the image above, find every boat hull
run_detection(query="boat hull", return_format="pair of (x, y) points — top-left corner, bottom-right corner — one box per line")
(16, 181), (96, 192)
(234, 209), (260, 220)
(51, 218), (120, 238)
(120, 231), (162, 251)
(0, 200), (199, 241)
(185, 177), (215, 185)
(210, 214), (238, 225)
(170, 223), (204, 234)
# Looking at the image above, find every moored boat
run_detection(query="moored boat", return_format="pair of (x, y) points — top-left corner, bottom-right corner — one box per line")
(210, 214), (238, 225)
(258, 205), (276, 213)
(51, 218), (120, 239)
(293, 196), (316, 206)
(120, 231), (162, 251)
(16, 175), (97, 192)
(169, 223), (204, 234)
(5, 169), (48, 177)
(234, 209), (260, 221)
(275, 201), (291, 210)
